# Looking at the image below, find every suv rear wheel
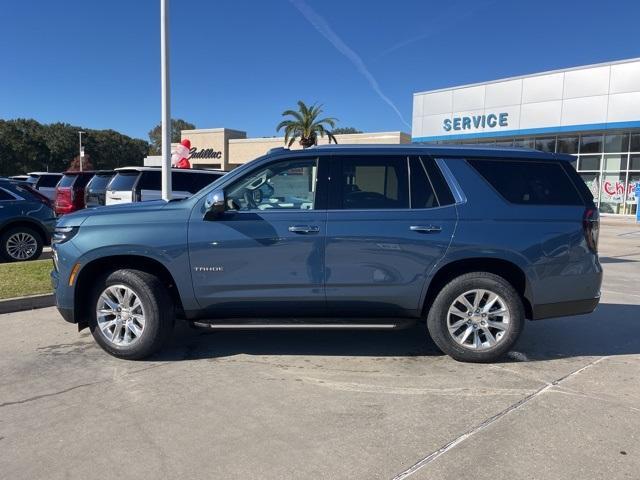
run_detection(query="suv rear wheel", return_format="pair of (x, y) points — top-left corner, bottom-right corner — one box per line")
(427, 272), (524, 363)
(89, 269), (174, 359)
(0, 226), (43, 262)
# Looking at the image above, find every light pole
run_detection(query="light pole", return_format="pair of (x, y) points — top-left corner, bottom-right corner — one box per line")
(160, 0), (172, 200)
(78, 131), (86, 172)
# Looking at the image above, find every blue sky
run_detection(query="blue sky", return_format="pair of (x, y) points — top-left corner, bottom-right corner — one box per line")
(1, 0), (639, 141)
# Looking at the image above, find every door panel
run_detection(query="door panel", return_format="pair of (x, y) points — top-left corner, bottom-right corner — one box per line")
(325, 207), (455, 317)
(188, 155), (327, 318)
(324, 154), (456, 317)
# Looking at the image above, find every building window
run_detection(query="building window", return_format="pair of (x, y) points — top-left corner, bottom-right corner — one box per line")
(534, 137), (556, 153)
(578, 155), (601, 171)
(604, 134), (630, 153)
(557, 136), (579, 154)
(580, 134), (603, 154)
(603, 154), (628, 171)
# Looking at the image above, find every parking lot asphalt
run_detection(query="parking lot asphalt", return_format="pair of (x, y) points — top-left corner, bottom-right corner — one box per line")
(1, 218), (639, 480)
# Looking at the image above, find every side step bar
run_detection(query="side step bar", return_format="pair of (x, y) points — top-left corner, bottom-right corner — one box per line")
(191, 320), (416, 330)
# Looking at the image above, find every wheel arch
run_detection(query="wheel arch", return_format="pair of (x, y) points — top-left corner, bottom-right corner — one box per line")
(422, 257), (533, 319)
(74, 255), (184, 330)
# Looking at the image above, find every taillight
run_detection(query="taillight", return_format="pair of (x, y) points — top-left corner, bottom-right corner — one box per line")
(583, 208), (600, 253)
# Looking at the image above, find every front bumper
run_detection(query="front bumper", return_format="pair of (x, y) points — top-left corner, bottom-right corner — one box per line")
(531, 296), (600, 320)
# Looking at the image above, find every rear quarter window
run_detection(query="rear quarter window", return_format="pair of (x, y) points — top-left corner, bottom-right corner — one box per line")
(468, 158), (584, 206)
(138, 171), (161, 191)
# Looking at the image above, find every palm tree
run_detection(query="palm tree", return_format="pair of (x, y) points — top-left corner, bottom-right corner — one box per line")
(276, 101), (338, 148)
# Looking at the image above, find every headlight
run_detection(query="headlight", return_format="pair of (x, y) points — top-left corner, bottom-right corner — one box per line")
(52, 226), (79, 244)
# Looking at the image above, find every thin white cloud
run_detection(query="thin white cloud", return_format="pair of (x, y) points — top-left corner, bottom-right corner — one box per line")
(289, 0), (410, 128)
(378, 0), (497, 58)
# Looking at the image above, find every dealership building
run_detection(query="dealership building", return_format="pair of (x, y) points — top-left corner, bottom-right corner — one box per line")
(412, 57), (640, 215)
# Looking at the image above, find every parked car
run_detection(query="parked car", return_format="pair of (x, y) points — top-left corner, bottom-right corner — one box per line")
(25, 172), (63, 201)
(54, 171), (96, 215)
(52, 145), (602, 362)
(0, 179), (56, 261)
(105, 167), (225, 205)
(9, 175), (30, 182)
(84, 170), (114, 208)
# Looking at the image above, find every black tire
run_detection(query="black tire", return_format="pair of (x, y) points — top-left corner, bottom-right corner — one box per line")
(89, 269), (174, 360)
(0, 226), (43, 262)
(426, 272), (524, 363)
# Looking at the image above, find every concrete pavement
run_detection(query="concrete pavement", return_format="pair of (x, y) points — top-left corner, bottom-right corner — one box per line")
(0, 218), (638, 479)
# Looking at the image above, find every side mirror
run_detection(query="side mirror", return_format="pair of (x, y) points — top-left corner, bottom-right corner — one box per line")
(204, 189), (225, 219)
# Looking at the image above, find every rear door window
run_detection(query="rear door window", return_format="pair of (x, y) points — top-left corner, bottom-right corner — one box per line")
(108, 172), (140, 191)
(337, 156), (409, 209)
(468, 158), (584, 205)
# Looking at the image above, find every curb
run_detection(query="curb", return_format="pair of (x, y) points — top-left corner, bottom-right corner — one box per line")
(0, 293), (55, 315)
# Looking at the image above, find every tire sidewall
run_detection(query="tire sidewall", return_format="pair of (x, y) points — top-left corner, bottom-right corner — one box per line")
(427, 273), (524, 363)
(0, 226), (43, 262)
(89, 269), (172, 360)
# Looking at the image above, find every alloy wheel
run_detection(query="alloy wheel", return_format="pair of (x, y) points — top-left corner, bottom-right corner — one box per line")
(446, 289), (510, 350)
(96, 285), (146, 347)
(6, 232), (38, 260)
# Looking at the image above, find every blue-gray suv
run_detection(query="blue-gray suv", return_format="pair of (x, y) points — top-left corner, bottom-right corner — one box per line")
(52, 145), (602, 362)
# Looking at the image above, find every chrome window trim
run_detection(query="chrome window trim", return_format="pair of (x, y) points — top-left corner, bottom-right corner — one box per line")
(435, 158), (467, 204)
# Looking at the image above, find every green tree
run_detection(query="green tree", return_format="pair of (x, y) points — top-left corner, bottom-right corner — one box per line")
(276, 101), (338, 148)
(332, 127), (362, 135)
(148, 119), (196, 154)
(0, 119), (149, 175)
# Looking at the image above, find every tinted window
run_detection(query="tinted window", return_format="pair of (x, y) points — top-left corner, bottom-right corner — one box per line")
(75, 174), (93, 188)
(422, 157), (455, 205)
(190, 172), (224, 192)
(340, 156), (409, 209)
(172, 172), (222, 193)
(409, 157), (437, 209)
(87, 174), (113, 191)
(58, 175), (77, 188)
(109, 172), (140, 191)
(38, 175), (61, 188)
(138, 171), (161, 191)
(0, 188), (14, 201)
(468, 159), (584, 206)
(556, 136), (579, 154)
(227, 158), (317, 211)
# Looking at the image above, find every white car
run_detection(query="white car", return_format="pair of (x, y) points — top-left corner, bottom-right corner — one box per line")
(25, 172), (63, 201)
(105, 167), (225, 205)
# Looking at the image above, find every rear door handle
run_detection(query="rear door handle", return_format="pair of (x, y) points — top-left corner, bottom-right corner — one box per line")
(288, 225), (320, 234)
(410, 225), (442, 233)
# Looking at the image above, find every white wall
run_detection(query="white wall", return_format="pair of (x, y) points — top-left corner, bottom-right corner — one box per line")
(412, 58), (640, 141)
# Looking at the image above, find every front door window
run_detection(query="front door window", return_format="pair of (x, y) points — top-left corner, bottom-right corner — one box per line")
(226, 158), (318, 211)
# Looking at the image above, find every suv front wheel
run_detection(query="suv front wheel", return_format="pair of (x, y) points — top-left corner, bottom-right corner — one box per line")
(89, 269), (174, 359)
(427, 272), (524, 363)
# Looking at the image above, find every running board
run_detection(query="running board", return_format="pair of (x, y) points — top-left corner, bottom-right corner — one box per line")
(191, 320), (416, 330)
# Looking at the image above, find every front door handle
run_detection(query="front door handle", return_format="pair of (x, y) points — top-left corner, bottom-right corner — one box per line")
(410, 225), (442, 233)
(288, 225), (320, 234)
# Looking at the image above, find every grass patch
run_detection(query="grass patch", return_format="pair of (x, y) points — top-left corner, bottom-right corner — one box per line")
(0, 259), (53, 300)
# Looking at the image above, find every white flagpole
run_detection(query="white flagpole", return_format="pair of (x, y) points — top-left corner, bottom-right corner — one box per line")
(160, 0), (172, 200)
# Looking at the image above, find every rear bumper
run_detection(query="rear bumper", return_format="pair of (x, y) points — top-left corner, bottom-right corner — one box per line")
(531, 296), (600, 320)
